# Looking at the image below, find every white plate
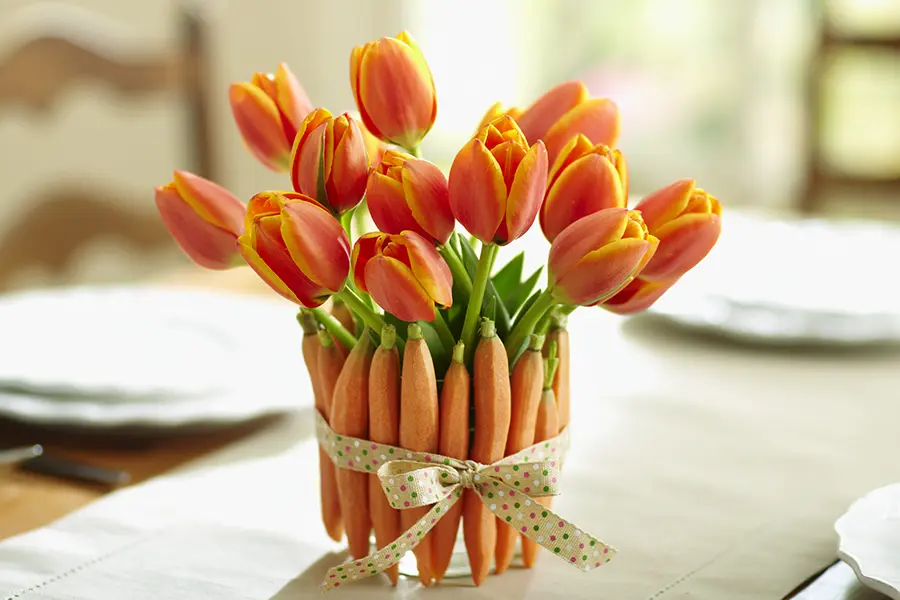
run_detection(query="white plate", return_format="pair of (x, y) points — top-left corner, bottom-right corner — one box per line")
(650, 213), (900, 346)
(836, 484), (900, 600)
(0, 286), (310, 430)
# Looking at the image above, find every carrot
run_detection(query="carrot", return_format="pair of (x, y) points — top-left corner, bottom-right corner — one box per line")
(316, 329), (345, 542)
(464, 319), (511, 586)
(399, 324), (440, 586)
(331, 298), (356, 357)
(368, 325), (402, 585)
(521, 344), (560, 568)
(331, 328), (374, 559)
(545, 313), (570, 430)
(494, 333), (544, 574)
(432, 341), (470, 582)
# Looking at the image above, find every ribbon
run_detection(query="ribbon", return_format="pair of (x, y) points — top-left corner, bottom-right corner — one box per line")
(315, 411), (615, 591)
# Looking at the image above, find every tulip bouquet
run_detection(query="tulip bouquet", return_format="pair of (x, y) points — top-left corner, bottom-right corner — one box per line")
(154, 31), (721, 590)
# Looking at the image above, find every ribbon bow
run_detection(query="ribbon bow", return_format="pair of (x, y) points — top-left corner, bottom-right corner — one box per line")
(316, 411), (615, 591)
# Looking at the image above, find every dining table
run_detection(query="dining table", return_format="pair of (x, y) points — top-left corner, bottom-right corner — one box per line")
(0, 266), (897, 600)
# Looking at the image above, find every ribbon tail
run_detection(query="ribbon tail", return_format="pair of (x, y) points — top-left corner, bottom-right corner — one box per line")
(320, 487), (463, 591)
(478, 479), (616, 572)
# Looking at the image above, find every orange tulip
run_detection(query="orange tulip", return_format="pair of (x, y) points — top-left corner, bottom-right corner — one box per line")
(353, 112), (388, 166)
(352, 231), (452, 322)
(601, 277), (678, 314)
(633, 179), (722, 282)
(548, 208), (658, 306)
(476, 102), (523, 133)
(366, 150), (454, 244)
(290, 109), (368, 215)
(351, 31), (437, 150)
(516, 81), (589, 145)
(237, 191), (350, 307)
(154, 171), (245, 270)
(448, 116), (548, 245)
(540, 134), (628, 242)
(229, 63), (313, 172)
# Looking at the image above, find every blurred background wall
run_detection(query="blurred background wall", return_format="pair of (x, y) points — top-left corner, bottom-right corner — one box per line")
(0, 0), (899, 290)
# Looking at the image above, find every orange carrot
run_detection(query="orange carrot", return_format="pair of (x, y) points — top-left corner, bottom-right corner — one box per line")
(331, 299), (356, 358)
(399, 324), (440, 586)
(316, 329), (345, 542)
(432, 341), (470, 582)
(331, 328), (374, 559)
(368, 325), (402, 585)
(464, 319), (511, 586)
(545, 314), (570, 430)
(522, 345), (560, 567)
(494, 333), (544, 574)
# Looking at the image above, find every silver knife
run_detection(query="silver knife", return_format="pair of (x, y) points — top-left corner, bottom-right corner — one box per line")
(0, 444), (43, 465)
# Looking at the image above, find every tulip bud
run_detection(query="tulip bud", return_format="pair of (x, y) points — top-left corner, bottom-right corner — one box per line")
(366, 150), (454, 244)
(548, 208), (658, 306)
(601, 277), (677, 314)
(633, 179), (722, 282)
(350, 31), (437, 150)
(543, 97), (620, 165)
(540, 134), (628, 242)
(229, 63), (313, 172)
(448, 116), (548, 245)
(352, 230), (452, 322)
(154, 171), (245, 270)
(352, 112), (388, 166)
(237, 191), (350, 307)
(516, 80), (589, 145)
(476, 101), (523, 133)
(290, 110), (369, 215)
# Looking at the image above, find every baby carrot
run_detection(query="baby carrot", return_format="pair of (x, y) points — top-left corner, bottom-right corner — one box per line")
(464, 319), (511, 586)
(522, 345), (560, 568)
(316, 330), (346, 542)
(545, 314), (570, 430)
(331, 328), (374, 559)
(494, 333), (544, 574)
(400, 324), (440, 586)
(432, 341), (470, 582)
(368, 325), (402, 585)
(331, 298), (356, 357)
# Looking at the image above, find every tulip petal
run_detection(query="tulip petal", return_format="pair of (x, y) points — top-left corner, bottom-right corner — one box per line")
(275, 62), (313, 131)
(639, 213), (721, 282)
(229, 83), (290, 171)
(156, 185), (240, 270)
(291, 122), (326, 203)
(171, 171), (245, 235)
(503, 141), (548, 243)
(398, 231), (453, 308)
(365, 255), (436, 322)
(403, 158), (454, 244)
(238, 235), (301, 304)
(633, 179), (695, 231)
(517, 81), (589, 144)
(548, 208), (630, 279)
(547, 134), (594, 189)
(367, 171), (425, 237)
(541, 153), (624, 242)
(448, 138), (506, 243)
(280, 200), (351, 292)
(327, 116), (368, 214)
(544, 98), (620, 165)
(351, 233), (384, 293)
(553, 238), (651, 306)
(602, 277), (677, 314)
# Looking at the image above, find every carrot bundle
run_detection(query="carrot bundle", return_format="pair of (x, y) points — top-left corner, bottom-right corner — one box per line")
(330, 328), (374, 559)
(494, 333), (544, 574)
(314, 328), (345, 542)
(545, 314), (570, 430)
(431, 341), (470, 582)
(367, 325), (402, 585)
(522, 344), (560, 567)
(464, 319), (511, 586)
(400, 324), (440, 586)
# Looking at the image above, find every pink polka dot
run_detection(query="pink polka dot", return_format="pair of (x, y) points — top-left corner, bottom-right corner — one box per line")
(531, 447), (536, 453)
(550, 461), (556, 467)
(603, 547), (609, 554)
(384, 553), (390, 559)
(425, 455), (431, 462)
(345, 446), (351, 452)
(558, 521), (564, 527)
(407, 533), (412, 538)
(551, 447), (556, 452)
(579, 543), (584, 549)
(371, 460), (378, 465)
(334, 582), (340, 587)
(330, 574), (336, 579)
(359, 568), (366, 573)
(529, 512), (536, 519)
(552, 477), (557, 483)
(524, 487), (531, 493)
(550, 535), (556, 541)
(404, 501), (410, 507)
(494, 466), (500, 472)
(355, 562), (362, 566)
(371, 444), (377, 450)
(521, 526), (527, 533)
(347, 460), (354, 467)
(502, 504), (509, 510)
(509, 491), (515, 497)
(431, 519), (436, 524)
(400, 485), (407, 492)
(570, 557), (577, 563)
(595, 562), (601, 568)
(428, 488), (433, 493)
(523, 472), (530, 478)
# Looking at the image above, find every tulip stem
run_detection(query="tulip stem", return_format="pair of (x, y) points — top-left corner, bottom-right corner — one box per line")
(438, 243), (472, 301)
(409, 145), (422, 158)
(431, 307), (456, 352)
(335, 288), (399, 348)
(340, 210), (354, 238)
(534, 303), (561, 336)
(505, 289), (556, 363)
(460, 243), (499, 362)
(309, 308), (357, 350)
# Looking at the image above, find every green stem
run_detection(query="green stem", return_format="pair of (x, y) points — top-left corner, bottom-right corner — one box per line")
(534, 303), (560, 336)
(340, 209), (354, 238)
(505, 289), (556, 361)
(431, 308), (455, 353)
(460, 243), (499, 361)
(309, 307), (357, 349)
(438, 243), (473, 300)
(353, 199), (369, 237)
(559, 304), (577, 316)
(409, 145), (423, 158)
(335, 288), (385, 337)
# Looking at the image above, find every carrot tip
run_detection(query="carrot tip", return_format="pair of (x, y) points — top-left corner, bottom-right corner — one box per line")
(451, 340), (465, 364)
(528, 333), (545, 352)
(317, 329), (334, 347)
(408, 323), (424, 340)
(297, 310), (318, 335)
(380, 324), (397, 349)
(479, 318), (496, 339)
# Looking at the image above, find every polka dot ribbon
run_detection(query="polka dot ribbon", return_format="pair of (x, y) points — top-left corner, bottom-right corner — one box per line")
(316, 411), (616, 591)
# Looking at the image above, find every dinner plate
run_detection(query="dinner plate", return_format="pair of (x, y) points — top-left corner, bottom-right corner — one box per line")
(836, 483), (900, 600)
(0, 285), (310, 430)
(649, 212), (900, 347)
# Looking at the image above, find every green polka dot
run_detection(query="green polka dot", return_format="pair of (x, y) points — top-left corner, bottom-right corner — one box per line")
(514, 502), (520, 509)
(533, 525), (539, 532)
(492, 482), (499, 487)
(411, 492), (417, 498)
(367, 563), (373, 567)
(554, 547), (560, 553)
(337, 451), (343, 457)
(391, 502), (396, 507)
(435, 507), (441, 514)
(362, 449), (368, 456)
(371, 570), (377, 574)
(582, 555), (588, 561)
(441, 472), (447, 478)
(395, 553), (400, 558)
(505, 516), (512, 522)
(385, 487), (390, 492)
(543, 470), (549, 476)
(590, 540), (596, 546)
(563, 533), (569, 540)
(336, 436), (342, 441)
(487, 492), (493, 498)
(337, 567), (343, 572)
(513, 465), (519, 471)
(365, 465), (371, 471)
(543, 486), (550, 492)
(514, 481), (519, 486)
(456, 491), (461, 497)
(408, 476), (413, 482)
(544, 443), (550, 448)
(444, 458), (450, 465)
(417, 531), (422, 536)
(542, 511), (548, 517)
(391, 544), (397, 550)
(389, 448), (394, 454)
(341, 575), (347, 580)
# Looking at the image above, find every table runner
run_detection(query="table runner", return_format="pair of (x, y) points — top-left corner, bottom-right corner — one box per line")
(1, 309), (899, 599)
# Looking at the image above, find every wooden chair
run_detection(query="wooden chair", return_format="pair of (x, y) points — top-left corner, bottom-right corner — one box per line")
(0, 2), (215, 289)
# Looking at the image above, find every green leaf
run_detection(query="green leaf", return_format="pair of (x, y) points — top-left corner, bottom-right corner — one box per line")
(383, 312), (450, 373)
(484, 294), (497, 324)
(491, 252), (524, 301)
(514, 289), (542, 330)
(507, 265), (543, 318)
(457, 236), (512, 338)
(456, 233), (478, 280)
